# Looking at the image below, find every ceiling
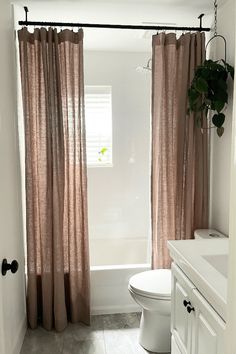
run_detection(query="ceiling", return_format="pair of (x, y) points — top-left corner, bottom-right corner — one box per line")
(14, 0), (218, 52)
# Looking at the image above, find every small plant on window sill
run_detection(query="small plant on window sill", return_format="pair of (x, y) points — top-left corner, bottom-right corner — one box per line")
(98, 147), (108, 162)
(188, 59), (234, 137)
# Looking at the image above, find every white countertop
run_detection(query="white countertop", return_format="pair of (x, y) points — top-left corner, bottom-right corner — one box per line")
(168, 238), (228, 321)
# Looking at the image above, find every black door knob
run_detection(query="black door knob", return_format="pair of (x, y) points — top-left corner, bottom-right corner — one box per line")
(1, 259), (19, 276)
(183, 300), (191, 307)
(187, 305), (195, 313)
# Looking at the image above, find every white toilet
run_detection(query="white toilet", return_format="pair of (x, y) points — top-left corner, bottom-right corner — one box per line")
(128, 228), (226, 353)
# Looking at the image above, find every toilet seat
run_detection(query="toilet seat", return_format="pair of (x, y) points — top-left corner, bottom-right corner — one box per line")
(129, 269), (171, 300)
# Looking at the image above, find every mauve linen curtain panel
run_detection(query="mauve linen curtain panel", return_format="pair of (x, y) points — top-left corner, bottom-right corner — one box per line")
(151, 32), (208, 269)
(18, 27), (90, 331)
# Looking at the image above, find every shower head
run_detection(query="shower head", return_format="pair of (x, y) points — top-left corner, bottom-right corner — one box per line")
(136, 58), (152, 73)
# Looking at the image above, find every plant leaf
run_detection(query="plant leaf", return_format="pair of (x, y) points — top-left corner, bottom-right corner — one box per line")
(188, 88), (199, 102)
(218, 79), (227, 91)
(99, 147), (108, 155)
(227, 64), (234, 80)
(188, 89), (200, 111)
(214, 100), (225, 113)
(217, 127), (224, 137)
(195, 77), (208, 93)
(214, 89), (228, 104)
(212, 113), (225, 128)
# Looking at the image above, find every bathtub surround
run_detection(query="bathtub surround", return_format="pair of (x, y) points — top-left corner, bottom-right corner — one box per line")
(91, 264), (151, 315)
(84, 51), (151, 315)
(151, 32), (209, 269)
(85, 51), (151, 266)
(18, 28), (90, 331)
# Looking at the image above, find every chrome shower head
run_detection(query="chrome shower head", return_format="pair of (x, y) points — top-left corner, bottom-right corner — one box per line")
(136, 58), (152, 73)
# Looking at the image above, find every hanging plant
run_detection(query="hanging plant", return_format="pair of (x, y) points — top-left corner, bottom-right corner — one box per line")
(188, 59), (234, 137)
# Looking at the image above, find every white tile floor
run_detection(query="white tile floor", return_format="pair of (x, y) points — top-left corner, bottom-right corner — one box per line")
(20, 313), (170, 354)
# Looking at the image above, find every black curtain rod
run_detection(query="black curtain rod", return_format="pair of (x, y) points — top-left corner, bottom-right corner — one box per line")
(19, 8), (210, 32)
(18, 21), (211, 32)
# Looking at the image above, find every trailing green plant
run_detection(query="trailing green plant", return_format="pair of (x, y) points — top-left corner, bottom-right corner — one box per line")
(98, 147), (108, 162)
(188, 59), (234, 137)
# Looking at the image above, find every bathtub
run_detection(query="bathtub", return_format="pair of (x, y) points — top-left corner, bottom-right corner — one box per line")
(90, 238), (151, 315)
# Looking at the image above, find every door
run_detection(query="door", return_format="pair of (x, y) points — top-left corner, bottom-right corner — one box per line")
(172, 335), (182, 354)
(0, 2), (26, 354)
(171, 263), (196, 354)
(191, 289), (226, 354)
(0, 279), (5, 353)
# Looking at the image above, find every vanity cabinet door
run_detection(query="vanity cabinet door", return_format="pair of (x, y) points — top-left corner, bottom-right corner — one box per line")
(171, 264), (196, 354)
(172, 335), (182, 354)
(191, 289), (226, 354)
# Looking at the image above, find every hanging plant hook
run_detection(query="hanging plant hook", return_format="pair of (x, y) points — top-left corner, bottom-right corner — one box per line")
(206, 34), (227, 63)
(205, 0), (227, 62)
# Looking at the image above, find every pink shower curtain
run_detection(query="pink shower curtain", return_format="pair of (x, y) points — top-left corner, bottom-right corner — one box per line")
(18, 27), (90, 331)
(151, 32), (209, 269)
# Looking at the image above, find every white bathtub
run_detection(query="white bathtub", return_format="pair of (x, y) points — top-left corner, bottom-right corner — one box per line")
(90, 238), (151, 315)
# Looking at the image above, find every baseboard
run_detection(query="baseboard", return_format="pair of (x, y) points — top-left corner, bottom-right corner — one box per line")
(91, 304), (141, 315)
(12, 315), (27, 354)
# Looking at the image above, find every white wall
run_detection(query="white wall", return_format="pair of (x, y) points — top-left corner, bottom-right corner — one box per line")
(209, 0), (235, 236)
(84, 51), (151, 265)
(0, 2), (26, 353)
(226, 2), (236, 352)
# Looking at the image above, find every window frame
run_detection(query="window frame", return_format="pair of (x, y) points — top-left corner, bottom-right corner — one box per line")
(84, 85), (113, 168)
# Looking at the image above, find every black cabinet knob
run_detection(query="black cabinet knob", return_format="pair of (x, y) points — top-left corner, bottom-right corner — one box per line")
(183, 300), (191, 307)
(1, 259), (19, 276)
(187, 305), (195, 313)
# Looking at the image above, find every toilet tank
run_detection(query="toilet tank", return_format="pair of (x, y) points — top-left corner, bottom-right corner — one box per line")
(194, 229), (227, 239)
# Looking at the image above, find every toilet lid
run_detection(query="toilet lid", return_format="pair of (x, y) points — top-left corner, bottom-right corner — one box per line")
(129, 269), (171, 299)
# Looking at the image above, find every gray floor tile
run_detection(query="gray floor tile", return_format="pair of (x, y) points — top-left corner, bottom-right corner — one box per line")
(20, 313), (168, 354)
(102, 312), (140, 330)
(63, 316), (104, 341)
(79, 339), (106, 354)
(137, 312), (142, 320)
(20, 327), (63, 354)
(104, 328), (139, 354)
(62, 337), (106, 354)
(103, 313), (142, 354)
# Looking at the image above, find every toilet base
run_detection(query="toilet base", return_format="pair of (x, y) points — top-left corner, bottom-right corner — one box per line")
(139, 309), (171, 353)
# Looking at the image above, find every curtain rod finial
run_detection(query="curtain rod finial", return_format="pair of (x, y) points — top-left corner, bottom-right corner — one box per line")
(198, 13), (205, 28)
(23, 6), (29, 23)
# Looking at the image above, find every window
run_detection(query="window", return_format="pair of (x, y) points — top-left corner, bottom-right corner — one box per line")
(85, 86), (113, 167)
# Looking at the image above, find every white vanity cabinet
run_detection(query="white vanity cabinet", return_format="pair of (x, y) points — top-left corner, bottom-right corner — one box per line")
(171, 263), (226, 354)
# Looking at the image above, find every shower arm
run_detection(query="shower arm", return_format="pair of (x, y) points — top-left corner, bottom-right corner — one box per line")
(19, 8), (210, 32)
